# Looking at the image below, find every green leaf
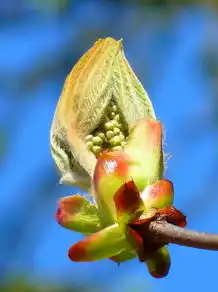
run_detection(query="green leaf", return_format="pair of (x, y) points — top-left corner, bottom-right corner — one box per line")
(93, 151), (131, 225)
(56, 194), (101, 234)
(68, 223), (131, 262)
(124, 119), (164, 190)
(110, 248), (136, 263)
(112, 44), (156, 127)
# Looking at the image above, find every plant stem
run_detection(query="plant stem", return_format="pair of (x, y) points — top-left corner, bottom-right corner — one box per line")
(150, 221), (218, 250)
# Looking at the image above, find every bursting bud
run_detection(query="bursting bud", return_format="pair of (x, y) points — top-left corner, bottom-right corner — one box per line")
(50, 37), (155, 190)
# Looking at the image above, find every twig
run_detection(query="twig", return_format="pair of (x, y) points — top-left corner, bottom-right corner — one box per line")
(150, 221), (218, 251)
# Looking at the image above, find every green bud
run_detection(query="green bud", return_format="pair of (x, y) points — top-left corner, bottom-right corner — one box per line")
(112, 146), (123, 151)
(112, 104), (118, 113)
(92, 145), (102, 155)
(110, 135), (123, 147)
(85, 134), (93, 142)
(116, 123), (123, 129)
(113, 127), (121, 135)
(95, 131), (106, 141)
(105, 121), (115, 131)
(110, 112), (116, 119)
(92, 136), (103, 146)
(114, 114), (120, 122)
(106, 130), (114, 140)
(86, 141), (94, 150)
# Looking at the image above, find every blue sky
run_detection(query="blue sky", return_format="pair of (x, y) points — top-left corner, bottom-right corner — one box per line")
(1, 2), (218, 291)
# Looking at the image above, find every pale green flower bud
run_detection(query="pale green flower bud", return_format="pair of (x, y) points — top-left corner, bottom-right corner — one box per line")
(110, 112), (116, 119)
(96, 132), (106, 141)
(114, 114), (120, 122)
(111, 146), (123, 151)
(85, 134), (93, 142)
(86, 141), (94, 150)
(92, 146), (102, 156)
(106, 130), (114, 140)
(92, 136), (103, 146)
(104, 121), (116, 131)
(113, 127), (120, 135)
(110, 134), (125, 147)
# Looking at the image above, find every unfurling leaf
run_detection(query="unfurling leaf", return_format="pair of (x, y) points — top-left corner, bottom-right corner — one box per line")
(56, 195), (101, 234)
(50, 37), (156, 190)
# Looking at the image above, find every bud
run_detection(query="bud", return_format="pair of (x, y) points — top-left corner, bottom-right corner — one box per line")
(141, 179), (174, 210)
(50, 37), (155, 190)
(52, 37), (180, 279)
(146, 246), (171, 278)
(93, 119), (164, 223)
(54, 118), (183, 278)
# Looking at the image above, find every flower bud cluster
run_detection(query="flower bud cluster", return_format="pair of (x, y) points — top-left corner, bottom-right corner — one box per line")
(85, 101), (127, 156)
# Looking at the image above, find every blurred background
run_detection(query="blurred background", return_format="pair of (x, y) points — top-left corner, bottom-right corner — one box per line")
(1, 0), (218, 291)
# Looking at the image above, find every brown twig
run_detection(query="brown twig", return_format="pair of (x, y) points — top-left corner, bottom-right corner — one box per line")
(150, 221), (218, 251)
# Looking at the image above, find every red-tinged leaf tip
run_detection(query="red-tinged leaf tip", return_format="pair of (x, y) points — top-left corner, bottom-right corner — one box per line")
(127, 119), (163, 151)
(55, 195), (101, 233)
(142, 179), (174, 209)
(55, 195), (83, 225)
(114, 180), (144, 221)
(150, 271), (164, 279)
(93, 151), (130, 187)
(69, 239), (94, 262)
(144, 119), (162, 148)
